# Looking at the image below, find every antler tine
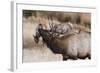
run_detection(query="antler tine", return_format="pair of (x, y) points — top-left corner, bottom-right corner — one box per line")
(51, 17), (54, 28)
(48, 16), (52, 29)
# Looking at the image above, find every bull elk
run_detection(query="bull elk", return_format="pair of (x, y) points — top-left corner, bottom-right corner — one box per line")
(35, 27), (91, 60)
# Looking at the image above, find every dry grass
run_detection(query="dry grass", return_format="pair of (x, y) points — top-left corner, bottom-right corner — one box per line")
(23, 47), (62, 62)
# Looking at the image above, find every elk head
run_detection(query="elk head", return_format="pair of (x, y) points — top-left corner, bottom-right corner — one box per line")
(33, 23), (43, 43)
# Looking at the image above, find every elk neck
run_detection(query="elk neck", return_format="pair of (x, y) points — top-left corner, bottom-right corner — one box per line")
(38, 29), (53, 45)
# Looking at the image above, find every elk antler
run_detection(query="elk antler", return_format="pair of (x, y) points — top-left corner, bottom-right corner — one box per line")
(50, 17), (54, 28)
(47, 16), (52, 29)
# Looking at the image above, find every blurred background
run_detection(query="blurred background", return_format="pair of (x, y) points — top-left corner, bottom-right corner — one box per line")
(22, 10), (91, 62)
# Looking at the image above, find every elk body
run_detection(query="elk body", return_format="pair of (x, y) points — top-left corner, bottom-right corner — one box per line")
(37, 28), (91, 60)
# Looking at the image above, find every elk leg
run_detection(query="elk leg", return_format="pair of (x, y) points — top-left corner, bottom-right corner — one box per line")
(62, 55), (68, 61)
(72, 56), (78, 60)
(69, 55), (78, 60)
(63, 57), (68, 60)
(88, 54), (91, 59)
